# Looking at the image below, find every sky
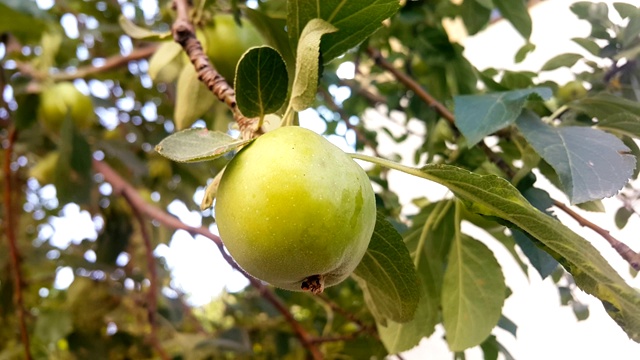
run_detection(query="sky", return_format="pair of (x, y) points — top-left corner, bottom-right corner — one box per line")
(39, 0), (640, 358)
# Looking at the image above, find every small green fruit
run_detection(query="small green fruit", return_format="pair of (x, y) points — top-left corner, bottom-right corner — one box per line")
(215, 126), (376, 293)
(557, 80), (587, 104)
(38, 82), (94, 131)
(29, 151), (59, 185)
(204, 14), (264, 82)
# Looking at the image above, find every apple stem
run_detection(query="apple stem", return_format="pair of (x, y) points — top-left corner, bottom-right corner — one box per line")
(301, 274), (325, 294)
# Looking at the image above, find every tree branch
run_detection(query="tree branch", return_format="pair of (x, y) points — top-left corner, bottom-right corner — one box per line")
(2, 127), (32, 360)
(170, 0), (260, 140)
(553, 200), (640, 271)
(122, 191), (170, 360)
(93, 159), (323, 360)
(52, 45), (158, 81)
(365, 46), (640, 273)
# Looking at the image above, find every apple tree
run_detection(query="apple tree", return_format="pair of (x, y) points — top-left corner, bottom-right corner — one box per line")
(1, 0), (640, 358)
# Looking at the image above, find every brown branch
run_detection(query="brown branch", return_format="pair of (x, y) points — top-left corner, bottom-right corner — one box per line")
(318, 87), (381, 157)
(122, 191), (170, 360)
(365, 47), (640, 273)
(52, 45), (158, 81)
(93, 159), (323, 360)
(366, 47), (455, 125)
(316, 294), (378, 339)
(553, 200), (640, 271)
(171, 0), (260, 140)
(2, 127), (32, 360)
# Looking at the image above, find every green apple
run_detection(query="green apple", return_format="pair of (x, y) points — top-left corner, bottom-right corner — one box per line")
(215, 126), (376, 293)
(38, 82), (94, 131)
(557, 80), (587, 104)
(203, 14), (264, 82)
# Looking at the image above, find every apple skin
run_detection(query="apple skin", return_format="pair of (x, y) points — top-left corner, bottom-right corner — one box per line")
(215, 126), (376, 292)
(38, 82), (94, 131)
(204, 14), (264, 82)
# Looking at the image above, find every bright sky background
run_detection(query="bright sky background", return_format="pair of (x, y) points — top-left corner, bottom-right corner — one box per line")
(38, 0), (640, 358)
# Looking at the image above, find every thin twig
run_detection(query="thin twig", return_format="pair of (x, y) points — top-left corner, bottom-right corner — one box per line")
(53, 45), (158, 80)
(366, 47), (455, 124)
(316, 294), (378, 339)
(318, 87), (381, 156)
(553, 200), (640, 271)
(93, 159), (323, 360)
(122, 191), (170, 360)
(2, 127), (32, 360)
(366, 46), (640, 272)
(171, 0), (260, 140)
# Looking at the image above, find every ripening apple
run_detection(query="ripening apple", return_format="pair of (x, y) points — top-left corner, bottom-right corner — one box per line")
(215, 126), (376, 293)
(203, 14), (265, 82)
(38, 82), (94, 131)
(557, 80), (587, 104)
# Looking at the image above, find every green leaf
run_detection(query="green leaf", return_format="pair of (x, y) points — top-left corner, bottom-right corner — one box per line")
(54, 116), (92, 205)
(454, 88), (552, 146)
(0, 2), (48, 41)
(352, 154), (640, 343)
(595, 113), (640, 139)
(34, 309), (73, 344)
(567, 93), (640, 121)
(174, 64), (217, 130)
(118, 14), (171, 40)
(442, 228), (506, 351)
(575, 200), (606, 212)
(516, 110), (636, 204)
(235, 46), (288, 118)
(614, 207), (633, 229)
(494, 0), (532, 39)
(287, 0), (401, 62)
(352, 213), (420, 324)
(290, 19), (338, 112)
(378, 201), (455, 353)
(460, 0), (491, 35)
(571, 38), (601, 56)
(244, 8), (296, 76)
(514, 42), (536, 63)
(613, 2), (640, 19)
(623, 13), (640, 47)
(510, 186), (559, 279)
(148, 41), (184, 82)
(540, 53), (583, 71)
(155, 128), (253, 163)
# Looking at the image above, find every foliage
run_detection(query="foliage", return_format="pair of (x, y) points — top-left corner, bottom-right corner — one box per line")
(1, 0), (640, 359)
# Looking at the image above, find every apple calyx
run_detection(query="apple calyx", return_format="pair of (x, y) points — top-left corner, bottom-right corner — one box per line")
(301, 274), (325, 294)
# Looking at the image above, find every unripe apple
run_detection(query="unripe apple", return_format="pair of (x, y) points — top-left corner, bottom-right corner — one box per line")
(203, 14), (264, 82)
(557, 80), (587, 104)
(38, 82), (94, 131)
(215, 126), (376, 293)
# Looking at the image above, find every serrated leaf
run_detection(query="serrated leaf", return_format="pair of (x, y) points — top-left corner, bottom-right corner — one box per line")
(235, 46), (288, 118)
(148, 41), (184, 82)
(515, 42), (536, 63)
(55, 116), (92, 205)
(118, 15), (171, 40)
(287, 0), (400, 63)
(571, 38), (601, 56)
(541, 53), (583, 71)
(290, 19), (338, 112)
(454, 88), (552, 146)
(516, 110), (636, 204)
(155, 128), (253, 163)
(494, 0), (532, 39)
(352, 213), (420, 324)
(442, 230), (506, 351)
(401, 163), (640, 342)
(513, 187), (559, 279)
(174, 64), (217, 130)
(567, 93), (640, 121)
